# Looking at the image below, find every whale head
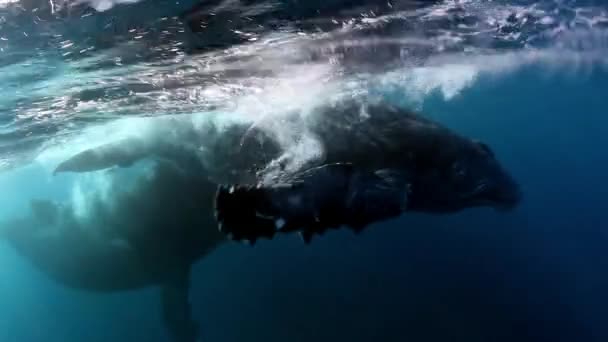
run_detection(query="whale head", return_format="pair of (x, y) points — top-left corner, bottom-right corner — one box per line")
(407, 140), (521, 213)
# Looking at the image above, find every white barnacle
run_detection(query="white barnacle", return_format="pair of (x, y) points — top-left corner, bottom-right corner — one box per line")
(275, 218), (286, 231)
(228, 186), (235, 194)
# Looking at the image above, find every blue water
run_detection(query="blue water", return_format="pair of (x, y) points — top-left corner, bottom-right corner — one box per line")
(1, 0), (608, 341)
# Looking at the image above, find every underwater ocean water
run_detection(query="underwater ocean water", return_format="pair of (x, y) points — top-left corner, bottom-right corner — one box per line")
(1, 0), (608, 341)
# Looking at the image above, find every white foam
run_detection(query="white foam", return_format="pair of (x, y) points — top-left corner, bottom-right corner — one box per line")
(0, 0), (18, 8)
(74, 0), (142, 12)
(377, 63), (478, 102)
(357, 44), (608, 107)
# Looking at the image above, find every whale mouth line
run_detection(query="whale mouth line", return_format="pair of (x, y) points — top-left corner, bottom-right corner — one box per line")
(470, 188), (521, 211)
(459, 187), (521, 211)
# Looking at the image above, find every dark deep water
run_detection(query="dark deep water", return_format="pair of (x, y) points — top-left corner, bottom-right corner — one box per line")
(1, 0), (608, 341)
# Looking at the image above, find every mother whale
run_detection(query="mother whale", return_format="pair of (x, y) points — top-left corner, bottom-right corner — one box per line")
(2, 159), (224, 342)
(14, 98), (521, 341)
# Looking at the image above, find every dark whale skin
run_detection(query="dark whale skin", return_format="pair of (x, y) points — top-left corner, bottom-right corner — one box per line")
(215, 101), (521, 243)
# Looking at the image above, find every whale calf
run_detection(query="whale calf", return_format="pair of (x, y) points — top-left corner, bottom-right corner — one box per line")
(215, 101), (521, 243)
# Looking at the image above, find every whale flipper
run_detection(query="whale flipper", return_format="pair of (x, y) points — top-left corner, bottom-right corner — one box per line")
(53, 138), (150, 175)
(161, 267), (200, 342)
(53, 137), (205, 177)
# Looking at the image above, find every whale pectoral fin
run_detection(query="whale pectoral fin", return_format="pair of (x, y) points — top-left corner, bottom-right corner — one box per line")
(160, 267), (200, 342)
(116, 159), (135, 168)
(53, 138), (149, 175)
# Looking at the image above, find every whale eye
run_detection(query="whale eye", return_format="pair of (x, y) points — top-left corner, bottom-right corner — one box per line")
(451, 161), (467, 180)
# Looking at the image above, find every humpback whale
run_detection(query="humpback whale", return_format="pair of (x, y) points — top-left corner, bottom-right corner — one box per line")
(214, 101), (521, 242)
(18, 98), (520, 341)
(2, 159), (225, 342)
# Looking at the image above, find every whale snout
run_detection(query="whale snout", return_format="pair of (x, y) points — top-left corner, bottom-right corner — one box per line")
(491, 181), (522, 211)
(480, 171), (522, 212)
